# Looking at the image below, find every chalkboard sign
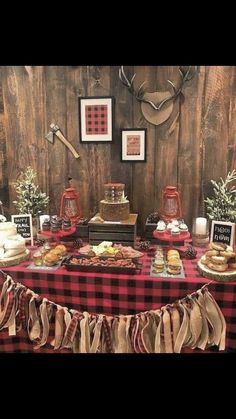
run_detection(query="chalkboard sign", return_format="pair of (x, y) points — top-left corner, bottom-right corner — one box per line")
(210, 220), (235, 247)
(11, 214), (33, 246)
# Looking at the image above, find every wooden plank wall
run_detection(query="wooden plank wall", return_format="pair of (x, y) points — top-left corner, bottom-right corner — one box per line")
(0, 66), (236, 235)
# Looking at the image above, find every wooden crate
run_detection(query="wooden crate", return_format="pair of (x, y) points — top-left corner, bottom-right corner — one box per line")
(76, 224), (89, 239)
(145, 221), (159, 243)
(88, 213), (138, 246)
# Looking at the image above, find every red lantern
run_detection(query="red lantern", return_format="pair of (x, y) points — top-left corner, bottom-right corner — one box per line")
(160, 186), (182, 222)
(60, 188), (82, 225)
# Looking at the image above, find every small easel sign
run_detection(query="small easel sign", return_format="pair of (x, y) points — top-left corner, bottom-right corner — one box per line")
(11, 214), (34, 246)
(210, 221), (235, 247)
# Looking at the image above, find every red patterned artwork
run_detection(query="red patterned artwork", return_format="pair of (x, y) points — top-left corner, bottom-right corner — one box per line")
(85, 104), (108, 135)
(127, 135), (141, 155)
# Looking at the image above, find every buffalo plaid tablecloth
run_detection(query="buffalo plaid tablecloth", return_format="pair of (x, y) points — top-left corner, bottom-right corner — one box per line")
(1, 249), (236, 353)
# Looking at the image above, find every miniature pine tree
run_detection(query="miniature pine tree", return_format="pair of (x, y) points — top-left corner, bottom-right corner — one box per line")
(205, 170), (236, 222)
(13, 166), (49, 217)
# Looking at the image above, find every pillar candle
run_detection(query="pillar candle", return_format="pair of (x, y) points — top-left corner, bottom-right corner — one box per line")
(195, 217), (207, 235)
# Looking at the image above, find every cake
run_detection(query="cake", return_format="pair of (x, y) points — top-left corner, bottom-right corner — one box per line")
(0, 221), (26, 259)
(0, 222), (17, 246)
(99, 183), (130, 221)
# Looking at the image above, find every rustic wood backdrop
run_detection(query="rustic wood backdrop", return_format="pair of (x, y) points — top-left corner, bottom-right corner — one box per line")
(0, 66), (235, 235)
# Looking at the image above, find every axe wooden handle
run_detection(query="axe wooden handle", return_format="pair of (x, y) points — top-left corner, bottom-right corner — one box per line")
(55, 129), (80, 159)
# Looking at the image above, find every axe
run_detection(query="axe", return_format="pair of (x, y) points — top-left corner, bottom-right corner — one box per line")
(45, 123), (80, 159)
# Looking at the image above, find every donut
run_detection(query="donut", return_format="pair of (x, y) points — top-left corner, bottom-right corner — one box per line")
(207, 262), (228, 272)
(210, 255), (228, 265)
(220, 250), (236, 258)
(205, 250), (219, 257)
(211, 242), (227, 251)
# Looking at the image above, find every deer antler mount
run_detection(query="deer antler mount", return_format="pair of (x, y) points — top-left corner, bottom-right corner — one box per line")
(119, 66), (196, 126)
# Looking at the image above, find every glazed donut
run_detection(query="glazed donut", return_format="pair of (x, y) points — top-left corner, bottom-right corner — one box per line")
(207, 262), (228, 272)
(205, 250), (219, 257)
(200, 255), (210, 266)
(211, 255), (228, 265)
(220, 251), (236, 258)
(211, 242), (227, 251)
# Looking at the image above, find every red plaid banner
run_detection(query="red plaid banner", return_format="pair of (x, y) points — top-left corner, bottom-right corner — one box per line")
(1, 249), (236, 352)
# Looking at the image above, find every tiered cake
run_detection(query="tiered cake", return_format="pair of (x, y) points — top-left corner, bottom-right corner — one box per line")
(99, 183), (130, 221)
(0, 221), (28, 266)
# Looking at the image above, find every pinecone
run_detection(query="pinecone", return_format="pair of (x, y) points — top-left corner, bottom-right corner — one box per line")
(184, 245), (197, 259)
(35, 239), (45, 247)
(72, 238), (84, 249)
(147, 212), (160, 224)
(138, 240), (151, 251)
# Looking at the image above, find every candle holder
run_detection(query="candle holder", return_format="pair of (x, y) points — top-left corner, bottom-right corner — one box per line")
(192, 217), (209, 247)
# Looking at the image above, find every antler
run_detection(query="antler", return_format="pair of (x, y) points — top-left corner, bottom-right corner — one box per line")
(119, 66), (158, 109)
(119, 66), (197, 110)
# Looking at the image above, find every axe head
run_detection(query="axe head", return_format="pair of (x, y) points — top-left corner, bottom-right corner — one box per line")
(45, 123), (59, 143)
(45, 131), (54, 143)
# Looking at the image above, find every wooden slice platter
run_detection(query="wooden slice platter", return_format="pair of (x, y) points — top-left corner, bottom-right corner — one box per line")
(0, 249), (30, 267)
(197, 259), (236, 282)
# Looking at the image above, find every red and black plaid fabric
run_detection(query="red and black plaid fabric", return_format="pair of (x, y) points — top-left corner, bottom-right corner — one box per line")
(1, 249), (235, 353)
(85, 104), (108, 135)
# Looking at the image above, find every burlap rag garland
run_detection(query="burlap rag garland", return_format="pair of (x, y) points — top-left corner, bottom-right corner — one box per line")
(0, 271), (226, 353)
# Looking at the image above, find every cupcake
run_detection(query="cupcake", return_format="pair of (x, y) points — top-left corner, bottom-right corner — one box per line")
(155, 246), (164, 258)
(50, 219), (60, 233)
(153, 257), (165, 273)
(179, 223), (188, 232)
(167, 222), (174, 232)
(42, 218), (51, 231)
(157, 220), (166, 228)
(172, 220), (179, 227)
(156, 225), (166, 233)
(171, 227), (180, 236)
(63, 219), (72, 231)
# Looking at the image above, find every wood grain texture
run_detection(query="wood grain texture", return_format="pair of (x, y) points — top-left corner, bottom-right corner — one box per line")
(228, 66), (236, 173)
(44, 66), (68, 215)
(202, 67), (231, 200)
(0, 67), (9, 217)
(1, 66), (236, 235)
(110, 66), (133, 202)
(155, 67), (180, 217)
(132, 66), (156, 235)
(178, 66), (206, 227)
(1, 66), (49, 215)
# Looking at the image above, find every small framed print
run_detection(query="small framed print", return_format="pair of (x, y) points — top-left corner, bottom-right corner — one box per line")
(121, 129), (147, 162)
(79, 96), (114, 143)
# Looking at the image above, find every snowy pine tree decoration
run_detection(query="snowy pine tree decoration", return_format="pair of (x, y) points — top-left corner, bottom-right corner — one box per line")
(205, 170), (236, 222)
(13, 166), (49, 217)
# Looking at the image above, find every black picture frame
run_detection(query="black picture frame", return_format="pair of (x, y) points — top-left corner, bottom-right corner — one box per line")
(79, 96), (114, 143)
(121, 128), (147, 162)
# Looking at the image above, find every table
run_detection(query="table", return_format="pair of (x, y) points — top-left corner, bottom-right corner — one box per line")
(1, 248), (236, 353)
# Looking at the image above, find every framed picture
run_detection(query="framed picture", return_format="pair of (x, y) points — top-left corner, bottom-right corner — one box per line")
(79, 96), (114, 143)
(121, 129), (147, 162)
(210, 220), (235, 247)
